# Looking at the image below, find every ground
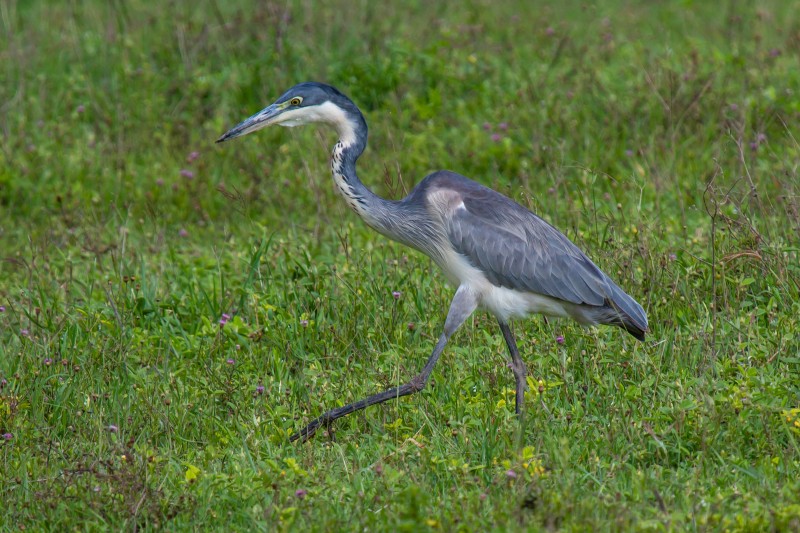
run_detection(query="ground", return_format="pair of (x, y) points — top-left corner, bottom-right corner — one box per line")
(1, 1), (799, 530)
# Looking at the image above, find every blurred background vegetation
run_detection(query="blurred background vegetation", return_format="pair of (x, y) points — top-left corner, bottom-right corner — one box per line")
(1, 0), (799, 530)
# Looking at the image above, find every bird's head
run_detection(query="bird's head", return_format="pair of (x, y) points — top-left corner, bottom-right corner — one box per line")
(216, 82), (363, 145)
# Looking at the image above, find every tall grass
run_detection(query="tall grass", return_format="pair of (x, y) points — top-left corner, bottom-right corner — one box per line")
(1, 0), (798, 530)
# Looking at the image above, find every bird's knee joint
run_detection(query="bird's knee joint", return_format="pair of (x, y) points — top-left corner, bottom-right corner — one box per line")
(409, 375), (427, 392)
(510, 360), (527, 377)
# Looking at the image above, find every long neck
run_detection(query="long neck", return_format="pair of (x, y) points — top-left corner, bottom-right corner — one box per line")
(329, 115), (399, 233)
(329, 125), (385, 227)
(328, 105), (441, 256)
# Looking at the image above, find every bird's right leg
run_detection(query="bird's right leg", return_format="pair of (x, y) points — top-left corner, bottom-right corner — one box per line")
(498, 322), (527, 415)
(290, 285), (478, 443)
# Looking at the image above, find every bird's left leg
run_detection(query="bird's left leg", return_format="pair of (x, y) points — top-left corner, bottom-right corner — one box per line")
(290, 285), (478, 443)
(498, 322), (527, 415)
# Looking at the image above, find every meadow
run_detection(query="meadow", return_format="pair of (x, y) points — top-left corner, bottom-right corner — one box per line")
(1, 0), (799, 530)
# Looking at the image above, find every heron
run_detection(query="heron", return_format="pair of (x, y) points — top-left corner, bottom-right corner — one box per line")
(217, 82), (648, 443)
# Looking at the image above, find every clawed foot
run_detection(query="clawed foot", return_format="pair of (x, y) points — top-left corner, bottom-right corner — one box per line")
(290, 421), (320, 443)
(289, 414), (332, 443)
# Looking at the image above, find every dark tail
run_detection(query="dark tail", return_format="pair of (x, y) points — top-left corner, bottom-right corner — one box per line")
(593, 280), (649, 341)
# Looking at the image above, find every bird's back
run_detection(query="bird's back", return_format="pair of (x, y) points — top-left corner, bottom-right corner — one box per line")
(406, 171), (648, 340)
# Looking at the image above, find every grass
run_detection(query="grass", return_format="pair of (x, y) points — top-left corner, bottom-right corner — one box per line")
(1, 0), (799, 530)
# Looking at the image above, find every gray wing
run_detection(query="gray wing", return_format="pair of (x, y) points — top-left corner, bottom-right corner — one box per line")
(444, 184), (613, 306)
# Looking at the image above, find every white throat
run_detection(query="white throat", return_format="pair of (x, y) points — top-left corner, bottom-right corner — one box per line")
(277, 101), (358, 147)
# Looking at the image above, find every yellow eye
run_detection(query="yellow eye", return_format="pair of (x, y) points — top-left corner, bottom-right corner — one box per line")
(290, 97), (302, 106)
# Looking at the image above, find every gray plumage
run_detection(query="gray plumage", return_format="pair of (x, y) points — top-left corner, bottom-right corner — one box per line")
(217, 82), (649, 442)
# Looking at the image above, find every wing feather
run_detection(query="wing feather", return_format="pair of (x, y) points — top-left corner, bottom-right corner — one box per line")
(444, 188), (612, 306)
(416, 171), (646, 335)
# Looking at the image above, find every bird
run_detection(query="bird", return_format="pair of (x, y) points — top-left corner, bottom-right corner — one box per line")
(216, 82), (648, 443)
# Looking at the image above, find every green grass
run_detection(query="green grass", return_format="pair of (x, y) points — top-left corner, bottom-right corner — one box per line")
(2, 0), (799, 530)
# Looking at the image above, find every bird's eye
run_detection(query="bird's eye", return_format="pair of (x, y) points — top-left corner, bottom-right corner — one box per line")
(290, 97), (302, 106)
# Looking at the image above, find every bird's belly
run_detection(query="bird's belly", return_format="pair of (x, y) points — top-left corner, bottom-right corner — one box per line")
(436, 248), (573, 323)
(481, 285), (572, 322)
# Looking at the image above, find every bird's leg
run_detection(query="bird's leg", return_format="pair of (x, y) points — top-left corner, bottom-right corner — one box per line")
(499, 322), (527, 415)
(291, 285), (478, 443)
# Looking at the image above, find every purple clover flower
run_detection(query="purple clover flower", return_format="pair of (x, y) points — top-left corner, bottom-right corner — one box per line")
(2, 433), (12, 441)
(556, 335), (565, 345)
(226, 358), (235, 365)
(295, 489), (307, 499)
(187, 151), (200, 162)
(505, 469), (517, 479)
(392, 291), (401, 300)
(107, 425), (118, 433)
(256, 384), (265, 395)
(179, 169), (195, 179)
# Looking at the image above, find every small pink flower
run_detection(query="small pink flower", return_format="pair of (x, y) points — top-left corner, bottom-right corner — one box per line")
(179, 169), (195, 179)
(556, 335), (565, 345)
(295, 489), (307, 499)
(44, 357), (53, 366)
(178, 229), (188, 238)
(545, 27), (555, 36)
(498, 122), (508, 131)
(482, 122), (491, 131)
(2, 433), (12, 441)
(0, 305), (5, 312)
(186, 151), (200, 162)
(226, 358), (235, 365)
(392, 291), (401, 300)
(300, 319), (309, 328)
(20, 329), (29, 337)
(505, 469), (517, 479)
(107, 425), (118, 433)
(491, 133), (502, 142)
(256, 384), (265, 395)
(156, 178), (164, 187)
(76, 104), (85, 114)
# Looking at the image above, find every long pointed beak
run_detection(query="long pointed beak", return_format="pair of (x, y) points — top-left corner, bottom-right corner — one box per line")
(216, 103), (282, 143)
